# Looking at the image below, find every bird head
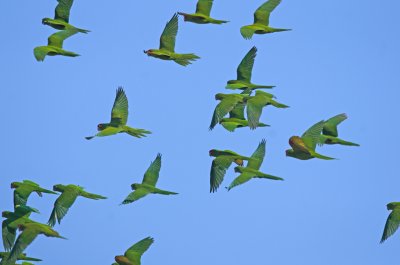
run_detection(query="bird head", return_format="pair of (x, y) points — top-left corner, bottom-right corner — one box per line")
(214, 93), (226, 100)
(53, 184), (64, 192)
(10, 182), (19, 189)
(143, 49), (153, 55)
(2, 211), (12, 218)
(115, 255), (130, 263)
(131, 183), (139, 190)
(209, 149), (217, 157)
(234, 166), (244, 173)
(288, 136), (302, 148)
(97, 123), (106, 131)
(41, 18), (51, 25)
(387, 202), (400, 210)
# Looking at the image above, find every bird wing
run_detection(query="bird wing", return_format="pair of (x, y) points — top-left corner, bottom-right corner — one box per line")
(14, 206), (39, 217)
(227, 172), (253, 191)
(237, 46), (257, 82)
(47, 28), (79, 48)
(323, 113), (347, 137)
(13, 189), (30, 208)
(2, 220), (16, 251)
(210, 156), (233, 193)
(254, 0), (281, 26)
(381, 208), (400, 243)
(8, 229), (38, 263)
(210, 96), (242, 130)
(246, 139), (266, 170)
(110, 87), (129, 126)
(159, 13), (178, 52)
(124, 237), (154, 264)
(22, 180), (39, 186)
(121, 189), (149, 204)
(229, 103), (246, 120)
(54, 0), (74, 23)
(246, 94), (266, 130)
(48, 191), (78, 227)
(196, 0), (213, 16)
(33, 46), (50, 62)
(301, 120), (325, 151)
(142, 153), (162, 186)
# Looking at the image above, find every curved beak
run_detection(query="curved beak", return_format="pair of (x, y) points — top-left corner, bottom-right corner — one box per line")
(143, 50), (147, 54)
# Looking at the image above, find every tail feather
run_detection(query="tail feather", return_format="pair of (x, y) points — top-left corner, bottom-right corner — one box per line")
(123, 126), (151, 138)
(312, 151), (336, 160)
(174, 53), (200, 66)
(336, 139), (360, 146)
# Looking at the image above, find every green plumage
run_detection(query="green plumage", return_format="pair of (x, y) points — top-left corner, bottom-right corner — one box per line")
(318, 113), (360, 147)
(178, 0), (228, 25)
(114, 237), (154, 265)
(227, 139), (283, 191)
(144, 14), (200, 66)
(10, 180), (57, 210)
(48, 184), (106, 227)
(86, 87), (151, 140)
(121, 154), (178, 204)
(381, 202), (400, 243)
(0, 252), (42, 262)
(240, 0), (291, 40)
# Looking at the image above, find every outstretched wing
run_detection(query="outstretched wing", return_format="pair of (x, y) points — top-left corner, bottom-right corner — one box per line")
(125, 237), (154, 264)
(196, 0), (213, 16)
(54, 0), (74, 23)
(48, 28), (79, 48)
(210, 156), (233, 193)
(227, 172), (253, 191)
(381, 208), (400, 243)
(323, 113), (347, 137)
(229, 103), (246, 120)
(110, 87), (129, 126)
(121, 189), (149, 204)
(159, 13), (178, 52)
(246, 95), (266, 130)
(301, 120), (325, 151)
(48, 191), (78, 227)
(209, 96), (242, 130)
(254, 0), (281, 26)
(246, 139), (266, 170)
(237, 46), (257, 82)
(2, 220), (16, 251)
(142, 154), (162, 186)
(8, 230), (38, 263)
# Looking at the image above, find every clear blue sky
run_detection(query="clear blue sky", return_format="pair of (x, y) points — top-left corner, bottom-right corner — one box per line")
(1, 1), (400, 264)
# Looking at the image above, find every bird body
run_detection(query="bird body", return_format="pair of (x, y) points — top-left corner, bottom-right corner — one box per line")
(240, 0), (291, 40)
(11, 181), (57, 209)
(220, 118), (269, 132)
(0, 252), (41, 262)
(177, 0), (228, 25)
(144, 14), (200, 66)
(121, 154), (178, 204)
(381, 202), (400, 243)
(34, 29), (80, 61)
(48, 184), (106, 226)
(86, 87), (151, 140)
(114, 237), (154, 265)
(319, 113), (360, 147)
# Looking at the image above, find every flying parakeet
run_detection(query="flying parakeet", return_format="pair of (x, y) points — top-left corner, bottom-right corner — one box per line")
(144, 13), (200, 66)
(86, 87), (151, 140)
(380, 202), (400, 243)
(227, 139), (283, 191)
(34, 28), (80, 62)
(226, 47), (275, 92)
(5, 223), (65, 265)
(10, 180), (57, 210)
(178, 0), (228, 25)
(246, 90), (288, 129)
(319, 113), (360, 146)
(240, 0), (291, 40)
(0, 252), (41, 263)
(121, 154), (178, 204)
(48, 184), (107, 227)
(112, 237), (154, 265)
(42, 0), (89, 33)
(286, 120), (335, 160)
(209, 149), (252, 193)
(2, 206), (39, 252)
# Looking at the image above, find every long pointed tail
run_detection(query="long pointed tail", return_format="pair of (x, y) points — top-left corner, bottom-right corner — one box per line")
(123, 126), (151, 138)
(210, 19), (229, 24)
(154, 188), (178, 195)
(312, 151), (336, 160)
(336, 138), (360, 146)
(174, 53), (200, 66)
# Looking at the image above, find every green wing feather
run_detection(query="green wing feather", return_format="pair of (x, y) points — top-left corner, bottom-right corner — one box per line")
(301, 120), (325, 151)
(227, 172), (252, 191)
(210, 157), (233, 193)
(237, 46), (257, 82)
(2, 221), (16, 251)
(229, 103), (246, 120)
(8, 230), (38, 263)
(323, 113), (347, 137)
(210, 96), (242, 130)
(48, 191), (78, 226)
(381, 208), (400, 243)
(254, 0), (281, 25)
(47, 28), (78, 48)
(121, 189), (149, 204)
(13, 190), (30, 208)
(246, 95), (265, 130)
(85, 126), (121, 140)
(159, 13), (178, 52)
(142, 153), (162, 186)
(54, 0), (74, 23)
(110, 87), (129, 126)
(196, 0), (213, 16)
(246, 139), (266, 170)
(125, 237), (154, 264)
(21, 180), (39, 186)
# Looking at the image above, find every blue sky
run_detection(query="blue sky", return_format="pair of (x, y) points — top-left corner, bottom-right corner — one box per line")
(1, 0), (400, 264)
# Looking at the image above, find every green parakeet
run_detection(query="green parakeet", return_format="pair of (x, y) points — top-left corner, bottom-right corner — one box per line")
(113, 237), (154, 265)
(240, 0), (291, 39)
(48, 184), (106, 227)
(5, 223), (65, 265)
(246, 90), (289, 129)
(380, 202), (400, 243)
(0, 252), (41, 262)
(209, 93), (250, 130)
(144, 13), (200, 66)
(227, 139), (283, 191)
(10, 180), (57, 209)
(209, 149), (252, 193)
(121, 154), (178, 204)
(178, 0), (228, 24)
(286, 120), (335, 160)
(319, 113), (360, 146)
(86, 87), (151, 140)
(2, 206), (39, 252)
(33, 28), (80, 62)
(226, 47), (275, 91)
(42, 0), (89, 33)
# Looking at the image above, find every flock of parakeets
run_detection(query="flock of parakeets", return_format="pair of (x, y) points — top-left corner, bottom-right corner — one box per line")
(2, 0), (398, 264)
